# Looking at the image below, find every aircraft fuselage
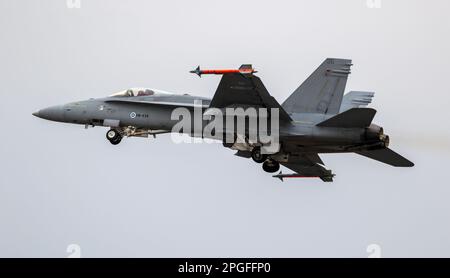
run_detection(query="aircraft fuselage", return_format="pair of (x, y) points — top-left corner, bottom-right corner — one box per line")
(33, 94), (388, 154)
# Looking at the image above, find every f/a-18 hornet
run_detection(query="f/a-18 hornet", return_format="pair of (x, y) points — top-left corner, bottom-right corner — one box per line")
(33, 58), (414, 181)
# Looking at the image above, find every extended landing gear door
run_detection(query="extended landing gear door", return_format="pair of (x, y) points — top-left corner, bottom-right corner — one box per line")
(261, 143), (280, 155)
(103, 119), (120, 127)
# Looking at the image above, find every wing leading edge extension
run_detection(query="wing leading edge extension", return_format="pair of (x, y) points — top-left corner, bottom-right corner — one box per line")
(104, 99), (209, 109)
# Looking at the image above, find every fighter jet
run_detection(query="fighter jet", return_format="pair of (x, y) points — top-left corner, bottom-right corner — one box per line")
(33, 58), (414, 182)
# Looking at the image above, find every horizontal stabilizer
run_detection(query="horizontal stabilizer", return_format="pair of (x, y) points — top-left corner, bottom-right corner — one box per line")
(356, 148), (414, 167)
(317, 108), (376, 128)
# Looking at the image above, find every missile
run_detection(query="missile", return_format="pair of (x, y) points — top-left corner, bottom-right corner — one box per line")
(190, 64), (257, 77)
(272, 171), (334, 182)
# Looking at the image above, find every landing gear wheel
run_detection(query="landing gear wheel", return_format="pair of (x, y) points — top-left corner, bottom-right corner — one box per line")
(251, 147), (267, 163)
(110, 137), (122, 145)
(106, 129), (122, 145)
(262, 159), (280, 173)
(106, 129), (118, 140)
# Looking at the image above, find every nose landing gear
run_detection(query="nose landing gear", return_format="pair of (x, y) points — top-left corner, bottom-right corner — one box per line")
(106, 129), (122, 145)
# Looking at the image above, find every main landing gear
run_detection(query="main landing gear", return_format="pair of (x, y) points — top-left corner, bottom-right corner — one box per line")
(251, 146), (280, 173)
(106, 129), (123, 145)
(251, 146), (268, 163)
(262, 159), (280, 173)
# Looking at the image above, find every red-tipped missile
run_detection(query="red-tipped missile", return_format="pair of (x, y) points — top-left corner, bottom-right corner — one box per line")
(190, 64), (257, 77)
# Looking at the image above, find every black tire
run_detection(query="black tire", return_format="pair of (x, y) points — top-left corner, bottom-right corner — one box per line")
(262, 160), (280, 173)
(106, 129), (122, 145)
(110, 137), (122, 145)
(251, 147), (268, 163)
(106, 129), (119, 140)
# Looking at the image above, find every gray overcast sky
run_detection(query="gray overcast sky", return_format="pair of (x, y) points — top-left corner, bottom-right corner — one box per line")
(1, 0), (449, 257)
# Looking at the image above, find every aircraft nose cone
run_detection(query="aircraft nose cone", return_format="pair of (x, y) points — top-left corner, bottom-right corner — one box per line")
(33, 105), (65, 122)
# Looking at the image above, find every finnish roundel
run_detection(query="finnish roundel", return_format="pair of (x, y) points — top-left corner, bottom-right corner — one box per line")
(130, 112), (137, 119)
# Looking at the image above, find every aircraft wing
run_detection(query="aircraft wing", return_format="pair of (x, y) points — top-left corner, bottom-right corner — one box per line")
(281, 153), (334, 182)
(209, 73), (292, 122)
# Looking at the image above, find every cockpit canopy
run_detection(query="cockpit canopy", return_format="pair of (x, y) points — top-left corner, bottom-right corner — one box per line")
(109, 88), (158, 97)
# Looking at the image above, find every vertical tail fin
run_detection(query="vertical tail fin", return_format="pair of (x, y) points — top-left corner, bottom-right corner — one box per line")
(282, 58), (352, 115)
(340, 91), (375, 112)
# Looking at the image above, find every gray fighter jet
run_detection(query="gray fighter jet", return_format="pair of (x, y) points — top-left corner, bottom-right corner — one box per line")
(33, 58), (414, 182)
